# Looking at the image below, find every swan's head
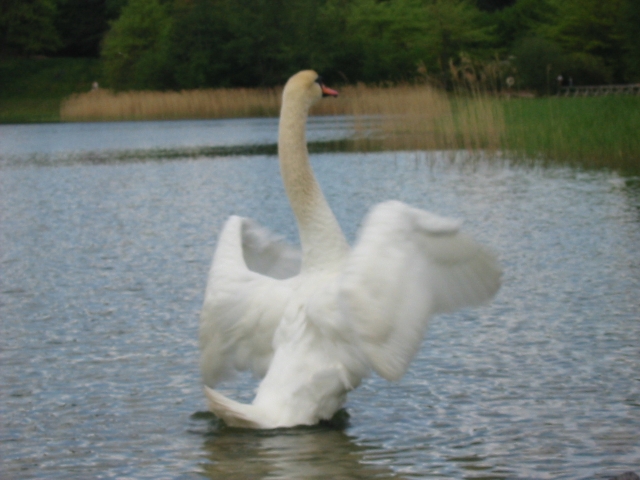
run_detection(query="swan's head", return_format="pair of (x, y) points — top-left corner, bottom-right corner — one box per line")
(282, 70), (338, 110)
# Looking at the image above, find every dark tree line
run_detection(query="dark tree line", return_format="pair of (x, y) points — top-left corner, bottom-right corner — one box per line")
(2, 0), (639, 92)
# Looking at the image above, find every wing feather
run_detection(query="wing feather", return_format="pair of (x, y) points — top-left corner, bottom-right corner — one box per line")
(339, 201), (501, 381)
(199, 216), (301, 387)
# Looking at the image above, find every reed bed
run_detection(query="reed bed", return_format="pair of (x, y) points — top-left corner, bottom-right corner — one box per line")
(61, 84), (505, 152)
(60, 84), (639, 172)
(317, 84), (454, 150)
(60, 87), (283, 121)
(60, 83), (455, 120)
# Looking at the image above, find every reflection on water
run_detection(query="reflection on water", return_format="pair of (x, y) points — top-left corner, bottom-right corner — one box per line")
(1, 118), (639, 479)
(197, 412), (399, 479)
(0, 116), (383, 167)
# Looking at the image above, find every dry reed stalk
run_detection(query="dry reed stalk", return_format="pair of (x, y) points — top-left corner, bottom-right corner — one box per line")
(311, 83), (460, 150)
(451, 95), (505, 151)
(60, 83), (505, 153)
(60, 87), (283, 122)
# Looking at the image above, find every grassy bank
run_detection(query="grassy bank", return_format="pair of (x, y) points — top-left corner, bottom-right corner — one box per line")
(501, 95), (640, 170)
(0, 57), (102, 123)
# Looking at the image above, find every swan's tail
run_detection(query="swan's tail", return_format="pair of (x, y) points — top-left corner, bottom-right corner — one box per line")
(203, 386), (266, 429)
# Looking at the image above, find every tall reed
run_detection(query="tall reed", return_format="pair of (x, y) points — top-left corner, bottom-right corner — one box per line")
(61, 84), (455, 120)
(314, 84), (462, 150)
(60, 87), (282, 121)
(60, 83), (505, 152)
(501, 95), (640, 171)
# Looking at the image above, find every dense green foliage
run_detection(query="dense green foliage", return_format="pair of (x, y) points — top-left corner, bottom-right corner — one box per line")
(101, 0), (172, 89)
(0, 57), (101, 122)
(1, 0), (639, 91)
(0, 0), (61, 54)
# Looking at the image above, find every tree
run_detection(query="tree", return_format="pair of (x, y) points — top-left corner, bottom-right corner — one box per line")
(54, 0), (108, 57)
(512, 35), (564, 93)
(54, 0), (127, 57)
(168, 0), (230, 88)
(341, 0), (428, 82)
(220, 0), (333, 86)
(619, 0), (640, 81)
(337, 0), (494, 83)
(490, 0), (554, 49)
(540, 0), (626, 82)
(474, 0), (516, 12)
(0, 0), (61, 55)
(101, 0), (172, 89)
(426, 0), (496, 76)
(168, 0), (335, 88)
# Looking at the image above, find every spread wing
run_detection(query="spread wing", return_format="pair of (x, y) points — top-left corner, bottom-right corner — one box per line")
(339, 201), (501, 381)
(199, 216), (301, 387)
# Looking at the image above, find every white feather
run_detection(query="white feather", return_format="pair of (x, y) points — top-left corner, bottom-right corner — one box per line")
(339, 201), (501, 381)
(199, 216), (300, 386)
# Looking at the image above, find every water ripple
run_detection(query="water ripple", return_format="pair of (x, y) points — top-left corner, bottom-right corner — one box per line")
(1, 121), (639, 479)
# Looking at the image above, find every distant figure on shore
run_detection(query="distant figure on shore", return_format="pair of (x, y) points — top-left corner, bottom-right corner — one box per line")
(505, 76), (515, 98)
(91, 81), (99, 91)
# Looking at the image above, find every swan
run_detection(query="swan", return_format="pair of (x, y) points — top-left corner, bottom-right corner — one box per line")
(199, 70), (501, 429)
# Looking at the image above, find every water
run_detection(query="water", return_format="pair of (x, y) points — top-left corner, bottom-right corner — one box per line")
(0, 116), (374, 167)
(1, 119), (639, 479)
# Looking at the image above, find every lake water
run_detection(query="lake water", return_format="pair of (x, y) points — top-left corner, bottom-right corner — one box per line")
(1, 118), (639, 479)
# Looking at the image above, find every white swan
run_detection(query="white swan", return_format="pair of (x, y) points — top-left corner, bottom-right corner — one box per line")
(199, 70), (501, 429)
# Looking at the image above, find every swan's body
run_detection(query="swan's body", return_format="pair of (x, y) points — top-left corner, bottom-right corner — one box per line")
(199, 70), (501, 428)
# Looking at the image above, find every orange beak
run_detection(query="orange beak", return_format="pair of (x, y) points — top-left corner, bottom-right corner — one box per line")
(320, 84), (339, 97)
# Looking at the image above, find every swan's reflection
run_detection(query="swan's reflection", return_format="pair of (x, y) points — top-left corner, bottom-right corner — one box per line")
(197, 412), (400, 479)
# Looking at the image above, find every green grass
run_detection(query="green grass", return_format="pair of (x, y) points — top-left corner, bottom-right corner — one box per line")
(501, 96), (640, 172)
(0, 57), (102, 123)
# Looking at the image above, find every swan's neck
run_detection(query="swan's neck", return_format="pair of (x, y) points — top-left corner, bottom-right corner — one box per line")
(278, 98), (348, 271)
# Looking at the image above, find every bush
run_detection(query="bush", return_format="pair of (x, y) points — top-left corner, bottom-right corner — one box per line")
(562, 52), (612, 86)
(512, 36), (564, 93)
(101, 0), (172, 90)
